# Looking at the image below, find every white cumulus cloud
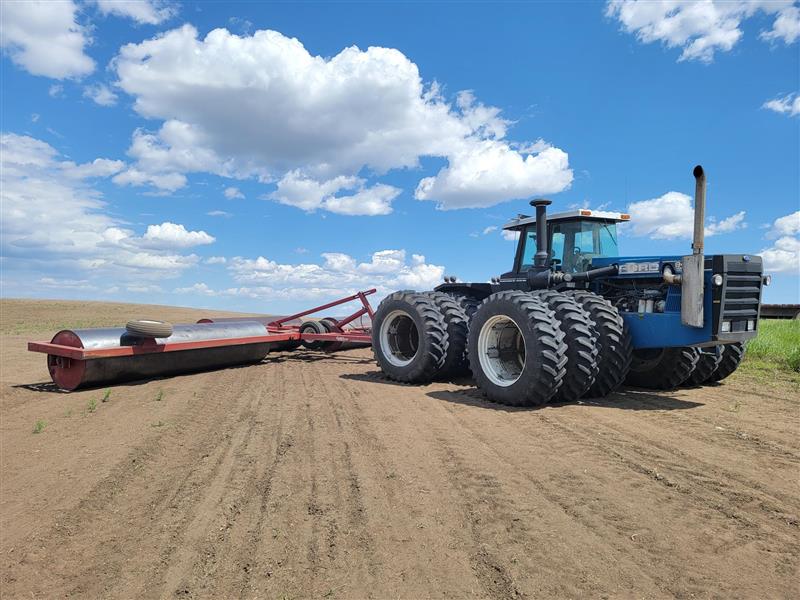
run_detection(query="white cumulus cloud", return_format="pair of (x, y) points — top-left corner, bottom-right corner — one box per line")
(760, 211), (800, 274)
(93, 0), (175, 25)
(0, 0), (94, 79)
(761, 236), (800, 273)
(224, 249), (445, 301)
(271, 171), (399, 216)
(626, 191), (747, 239)
(763, 92), (800, 116)
(141, 222), (215, 248)
(1, 133), (203, 290)
(111, 24), (572, 211)
(224, 186), (244, 199)
(606, 0), (800, 63)
(83, 83), (118, 106)
(768, 210), (800, 237)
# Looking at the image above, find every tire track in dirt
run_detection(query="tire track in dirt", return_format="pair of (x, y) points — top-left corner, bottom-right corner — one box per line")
(355, 372), (660, 597)
(98, 367), (277, 598)
(541, 409), (800, 532)
(156, 364), (289, 598)
(422, 387), (797, 598)
(211, 357), (306, 599)
(3, 366), (260, 598)
(420, 401), (666, 598)
(568, 406), (800, 507)
(312, 357), (490, 598)
(432, 435), (530, 600)
(610, 389), (800, 457)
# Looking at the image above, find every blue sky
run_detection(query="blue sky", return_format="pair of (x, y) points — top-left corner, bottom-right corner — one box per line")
(2, 0), (798, 313)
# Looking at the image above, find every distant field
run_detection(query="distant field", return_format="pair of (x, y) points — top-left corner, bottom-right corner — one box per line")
(745, 319), (800, 374)
(0, 298), (261, 336)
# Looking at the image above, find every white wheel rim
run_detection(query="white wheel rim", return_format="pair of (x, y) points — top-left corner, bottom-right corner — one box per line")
(379, 310), (419, 367)
(478, 314), (526, 387)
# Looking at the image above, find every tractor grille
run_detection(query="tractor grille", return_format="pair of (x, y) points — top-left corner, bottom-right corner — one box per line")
(722, 271), (762, 320)
(712, 255), (763, 337)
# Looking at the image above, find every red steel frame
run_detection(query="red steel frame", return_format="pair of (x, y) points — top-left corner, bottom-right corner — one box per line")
(28, 289), (377, 361)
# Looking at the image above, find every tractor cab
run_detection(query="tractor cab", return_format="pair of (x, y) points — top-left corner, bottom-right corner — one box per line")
(503, 209), (630, 275)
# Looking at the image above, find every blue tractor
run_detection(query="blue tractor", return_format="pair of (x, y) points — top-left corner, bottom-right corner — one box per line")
(371, 166), (769, 406)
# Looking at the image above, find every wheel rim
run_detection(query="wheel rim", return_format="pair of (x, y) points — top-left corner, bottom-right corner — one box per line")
(478, 315), (525, 387)
(379, 310), (419, 367)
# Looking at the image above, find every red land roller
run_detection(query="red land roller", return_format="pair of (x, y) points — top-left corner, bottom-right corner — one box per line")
(28, 290), (376, 391)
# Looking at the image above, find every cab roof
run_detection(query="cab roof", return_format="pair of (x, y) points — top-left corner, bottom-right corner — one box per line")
(502, 209), (631, 231)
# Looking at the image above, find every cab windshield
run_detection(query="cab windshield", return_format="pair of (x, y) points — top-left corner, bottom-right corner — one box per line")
(519, 219), (618, 273)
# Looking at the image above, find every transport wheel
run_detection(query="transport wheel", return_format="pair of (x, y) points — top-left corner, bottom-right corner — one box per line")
(535, 290), (599, 402)
(568, 291), (632, 398)
(299, 320), (327, 350)
(467, 291), (567, 407)
(423, 291), (470, 377)
(125, 319), (173, 338)
(372, 291), (448, 383)
(626, 347), (700, 390)
(684, 348), (723, 386)
(446, 293), (481, 319)
(708, 342), (745, 383)
(319, 317), (344, 352)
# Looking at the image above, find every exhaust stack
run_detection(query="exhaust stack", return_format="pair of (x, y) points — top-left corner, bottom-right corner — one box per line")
(681, 165), (706, 328)
(530, 198), (551, 269)
(692, 165), (706, 255)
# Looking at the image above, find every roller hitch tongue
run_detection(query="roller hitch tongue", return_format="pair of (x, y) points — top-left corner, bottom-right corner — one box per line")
(681, 165), (706, 328)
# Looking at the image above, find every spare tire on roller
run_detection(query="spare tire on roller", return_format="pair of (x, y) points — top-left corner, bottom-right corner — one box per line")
(125, 319), (174, 338)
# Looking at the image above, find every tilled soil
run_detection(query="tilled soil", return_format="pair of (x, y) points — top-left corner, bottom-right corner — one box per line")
(1, 300), (798, 599)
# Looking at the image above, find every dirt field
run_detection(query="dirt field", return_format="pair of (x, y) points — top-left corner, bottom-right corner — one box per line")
(1, 299), (798, 599)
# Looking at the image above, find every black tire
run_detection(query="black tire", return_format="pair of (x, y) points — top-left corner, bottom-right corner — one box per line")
(299, 320), (327, 350)
(685, 348), (723, 386)
(423, 291), (470, 377)
(319, 317), (344, 352)
(467, 291), (567, 407)
(125, 319), (173, 338)
(568, 291), (632, 398)
(372, 291), (448, 383)
(709, 342), (745, 382)
(535, 290), (599, 401)
(626, 347), (700, 390)
(446, 293), (482, 319)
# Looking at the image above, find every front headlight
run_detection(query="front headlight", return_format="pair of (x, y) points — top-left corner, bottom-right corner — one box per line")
(721, 321), (731, 333)
(712, 274), (723, 286)
(747, 320), (756, 331)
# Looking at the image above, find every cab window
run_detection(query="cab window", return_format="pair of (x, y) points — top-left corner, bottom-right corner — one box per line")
(520, 229), (537, 266)
(519, 220), (618, 273)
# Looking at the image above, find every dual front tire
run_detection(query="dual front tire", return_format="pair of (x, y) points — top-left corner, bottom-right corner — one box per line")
(625, 342), (745, 389)
(467, 291), (567, 406)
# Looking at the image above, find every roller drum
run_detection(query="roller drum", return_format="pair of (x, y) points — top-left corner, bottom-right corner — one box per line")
(47, 321), (271, 390)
